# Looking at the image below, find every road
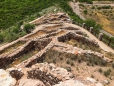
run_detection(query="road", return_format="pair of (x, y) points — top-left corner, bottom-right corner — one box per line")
(66, 23), (114, 53)
(69, 2), (86, 20)
(83, 3), (114, 6)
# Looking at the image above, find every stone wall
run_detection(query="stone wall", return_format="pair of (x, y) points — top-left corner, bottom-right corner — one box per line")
(58, 32), (99, 47)
(0, 38), (52, 69)
(27, 69), (61, 86)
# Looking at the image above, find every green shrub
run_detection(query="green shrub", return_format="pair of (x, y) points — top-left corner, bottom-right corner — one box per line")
(0, 34), (3, 42)
(98, 68), (102, 73)
(60, 57), (63, 60)
(17, 21), (23, 28)
(65, 66), (72, 72)
(87, 0), (93, 4)
(79, 0), (93, 4)
(102, 6), (111, 9)
(104, 69), (111, 77)
(66, 60), (70, 64)
(97, 7), (101, 10)
(91, 6), (95, 9)
(79, 4), (84, 7)
(11, 27), (20, 34)
(70, 62), (74, 66)
(23, 24), (35, 33)
(91, 75), (94, 78)
(112, 63), (114, 68)
(83, 10), (88, 15)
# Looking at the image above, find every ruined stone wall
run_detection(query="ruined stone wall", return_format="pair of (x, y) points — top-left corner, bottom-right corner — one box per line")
(58, 32), (99, 47)
(34, 38), (52, 51)
(0, 41), (35, 69)
(27, 69), (61, 86)
(60, 27), (79, 30)
(0, 38), (52, 69)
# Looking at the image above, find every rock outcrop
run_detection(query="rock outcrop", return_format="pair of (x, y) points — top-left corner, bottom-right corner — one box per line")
(0, 69), (16, 86)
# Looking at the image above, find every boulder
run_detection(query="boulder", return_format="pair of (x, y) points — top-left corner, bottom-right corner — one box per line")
(0, 69), (16, 86)
(86, 77), (97, 83)
(19, 79), (45, 86)
(54, 79), (86, 86)
(103, 80), (109, 84)
(96, 83), (103, 86)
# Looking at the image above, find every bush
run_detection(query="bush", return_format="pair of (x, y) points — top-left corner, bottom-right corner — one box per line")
(11, 27), (20, 34)
(98, 68), (102, 73)
(91, 6), (95, 9)
(87, 0), (93, 4)
(79, 0), (93, 4)
(65, 66), (72, 72)
(91, 75), (94, 78)
(23, 24), (35, 33)
(104, 69), (111, 77)
(112, 63), (114, 68)
(70, 62), (74, 66)
(79, 4), (84, 7)
(0, 34), (3, 42)
(83, 10), (88, 15)
(102, 6), (111, 9)
(17, 21), (23, 28)
(66, 60), (70, 64)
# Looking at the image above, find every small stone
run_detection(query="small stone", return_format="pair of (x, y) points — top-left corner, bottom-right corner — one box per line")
(86, 77), (97, 83)
(103, 80), (109, 84)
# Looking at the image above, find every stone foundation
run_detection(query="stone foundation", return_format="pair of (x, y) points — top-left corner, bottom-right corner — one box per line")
(0, 38), (52, 69)
(58, 32), (99, 47)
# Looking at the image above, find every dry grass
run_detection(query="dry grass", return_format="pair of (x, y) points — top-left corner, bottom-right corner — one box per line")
(44, 25), (62, 31)
(55, 30), (66, 36)
(80, 5), (114, 35)
(27, 30), (46, 38)
(0, 41), (25, 55)
(8, 49), (38, 68)
(65, 39), (102, 52)
(42, 49), (114, 86)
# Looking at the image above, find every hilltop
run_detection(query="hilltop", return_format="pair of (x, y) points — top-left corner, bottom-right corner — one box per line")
(0, 0), (114, 86)
(0, 13), (114, 86)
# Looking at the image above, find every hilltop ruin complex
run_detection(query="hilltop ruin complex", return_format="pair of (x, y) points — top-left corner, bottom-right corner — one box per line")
(0, 13), (113, 86)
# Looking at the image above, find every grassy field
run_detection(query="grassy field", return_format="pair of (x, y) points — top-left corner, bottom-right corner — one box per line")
(79, 4), (114, 35)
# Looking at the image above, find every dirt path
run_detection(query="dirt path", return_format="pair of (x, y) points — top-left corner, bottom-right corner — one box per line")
(65, 23), (114, 53)
(83, 3), (114, 6)
(69, 2), (86, 20)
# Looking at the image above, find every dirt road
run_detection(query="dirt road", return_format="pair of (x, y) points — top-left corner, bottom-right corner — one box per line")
(69, 2), (86, 20)
(66, 23), (114, 53)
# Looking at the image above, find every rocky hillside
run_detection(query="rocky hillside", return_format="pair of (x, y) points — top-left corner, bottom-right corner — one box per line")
(0, 13), (114, 86)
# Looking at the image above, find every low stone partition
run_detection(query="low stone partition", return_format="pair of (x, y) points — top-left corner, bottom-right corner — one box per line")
(31, 13), (72, 25)
(0, 38), (52, 69)
(75, 30), (84, 35)
(60, 27), (79, 30)
(58, 32), (99, 47)
(26, 62), (73, 86)
(27, 69), (61, 86)
(0, 40), (26, 55)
